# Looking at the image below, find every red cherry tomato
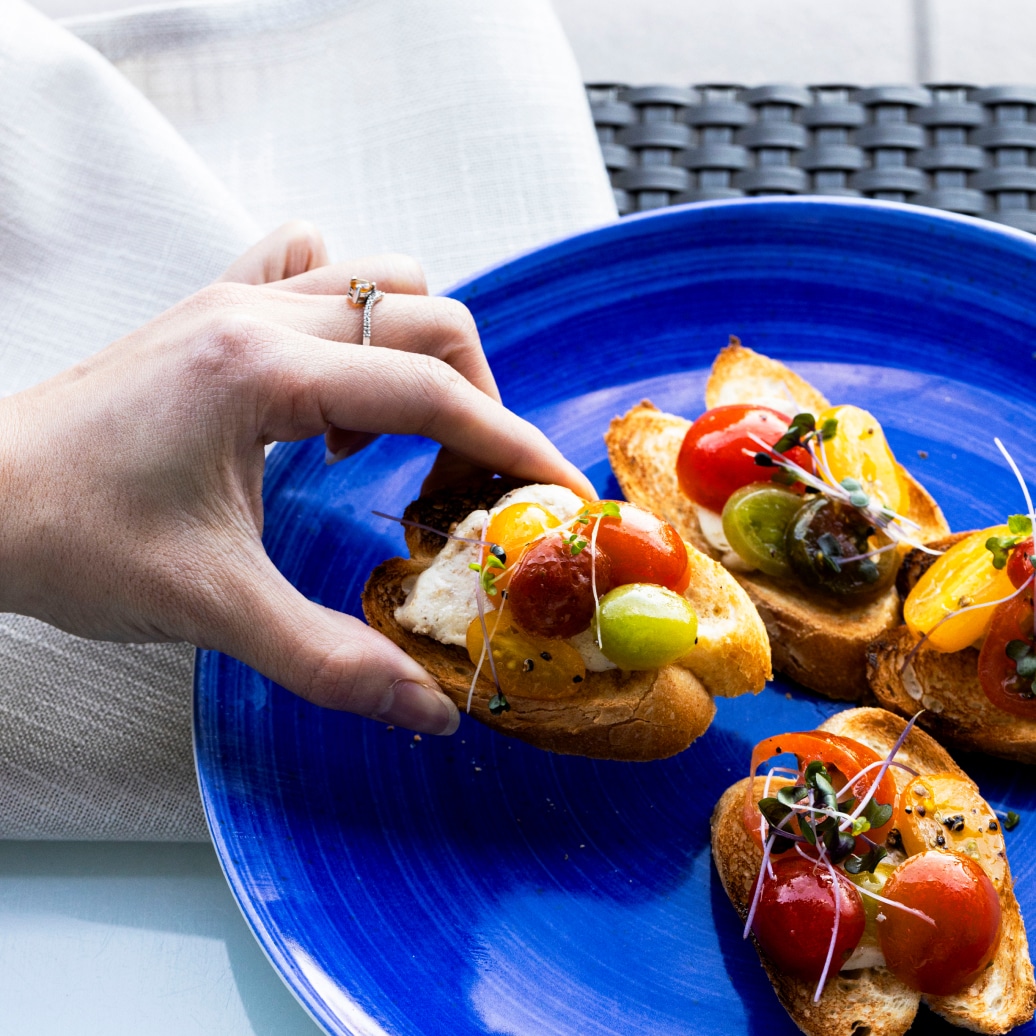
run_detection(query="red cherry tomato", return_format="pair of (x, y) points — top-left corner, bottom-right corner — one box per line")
(1008, 536), (1034, 590)
(977, 589), (1036, 717)
(581, 501), (690, 592)
(744, 731), (898, 847)
(750, 855), (865, 983)
(877, 850), (1001, 995)
(507, 534), (613, 640)
(676, 404), (814, 513)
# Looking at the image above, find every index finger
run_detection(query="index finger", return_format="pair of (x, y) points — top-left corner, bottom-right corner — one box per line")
(268, 332), (595, 499)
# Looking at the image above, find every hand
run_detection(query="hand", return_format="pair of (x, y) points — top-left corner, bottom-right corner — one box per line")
(0, 223), (593, 735)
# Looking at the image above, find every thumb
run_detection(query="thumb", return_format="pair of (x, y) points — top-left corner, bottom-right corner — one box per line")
(207, 557), (459, 735)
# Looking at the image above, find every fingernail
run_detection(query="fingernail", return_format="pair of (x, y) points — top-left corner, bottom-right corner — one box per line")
(383, 680), (460, 736)
(325, 445), (350, 466)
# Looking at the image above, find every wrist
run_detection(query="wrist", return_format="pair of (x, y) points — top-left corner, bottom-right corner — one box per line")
(0, 392), (42, 616)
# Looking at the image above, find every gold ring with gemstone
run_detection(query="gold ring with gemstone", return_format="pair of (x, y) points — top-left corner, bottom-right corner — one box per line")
(347, 277), (385, 347)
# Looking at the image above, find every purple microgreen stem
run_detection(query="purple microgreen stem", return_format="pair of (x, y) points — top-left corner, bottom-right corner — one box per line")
(814, 849), (843, 1002)
(900, 573), (1035, 675)
(590, 513), (604, 650)
(833, 540), (902, 566)
(852, 883), (936, 925)
(996, 438), (1036, 530)
(745, 436), (934, 553)
(372, 510), (493, 548)
(466, 600), (507, 713)
(840, 712), (922, 831)
(473, 517), (505, 711)
(838, 760), (918, 799)
(743, 822), (793, 937)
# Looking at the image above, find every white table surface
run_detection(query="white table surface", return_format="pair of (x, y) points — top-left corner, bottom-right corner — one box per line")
(0, 841), (321, 1034)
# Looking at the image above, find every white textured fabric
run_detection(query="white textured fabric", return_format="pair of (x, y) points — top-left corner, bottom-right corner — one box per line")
(0, 0), (616, 839)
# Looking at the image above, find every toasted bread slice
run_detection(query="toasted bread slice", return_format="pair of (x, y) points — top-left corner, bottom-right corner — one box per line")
(705, 339), (831, 415)
(711, 707), (1035, 1036)
(869, 537), (1036, 763)
(605, 343), (950, 700)
(362, 475), (771, 761)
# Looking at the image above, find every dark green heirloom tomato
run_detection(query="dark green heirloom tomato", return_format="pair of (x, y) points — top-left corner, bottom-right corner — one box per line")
(721, 483), (802, 578)
(785, 497), (898, 598)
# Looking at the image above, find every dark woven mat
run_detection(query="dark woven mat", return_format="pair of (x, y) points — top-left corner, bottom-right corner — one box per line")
(588, 84), (1036, 231)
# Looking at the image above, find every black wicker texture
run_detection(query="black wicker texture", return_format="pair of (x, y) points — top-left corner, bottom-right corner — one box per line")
(588, 83), (1036, 232)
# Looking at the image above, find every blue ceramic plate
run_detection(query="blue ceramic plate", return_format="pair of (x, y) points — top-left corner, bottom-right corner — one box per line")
(196, 198), (1036, 1035)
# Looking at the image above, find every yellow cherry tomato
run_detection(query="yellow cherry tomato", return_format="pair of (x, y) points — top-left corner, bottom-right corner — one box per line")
(483, 502), (561, 588)
(465, 611), (586, 700)
(816, 404), (903, 513)
(894, 773), (1006, 890)
(903, 526), (1015, 652)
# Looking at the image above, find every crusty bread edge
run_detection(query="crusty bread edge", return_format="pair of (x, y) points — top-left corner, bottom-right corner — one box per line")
(605, 344), (951, 702)
(361, 475), (770, 761)
(711, 708), (1035, 1035)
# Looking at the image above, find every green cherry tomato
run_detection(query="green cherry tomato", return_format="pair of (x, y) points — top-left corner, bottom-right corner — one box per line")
(721, 483), (802, 578)
(594, 584), (698, 670)
(785, 496), (898, 598)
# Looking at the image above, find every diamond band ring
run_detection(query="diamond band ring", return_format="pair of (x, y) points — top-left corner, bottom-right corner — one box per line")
(347, 277), (385, 347)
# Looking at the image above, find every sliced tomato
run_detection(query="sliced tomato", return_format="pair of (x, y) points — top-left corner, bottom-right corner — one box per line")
(977, 589), (1036, 718)
(750, 855), (865, 983)
(814, 404), (903, 513)
(676, 404), (813, 513)
(580, 500), (690, 592)
(507, 533), (613, 640)
(876, 850), (1001, 995)
(893, 772), (1006, 890)
(465, 610), (586, 700)
(482, 501), (561, 590)
(1008, 536), (1034, 590)
(744, 731), (898, 847)
(903, 525), (1015, 653)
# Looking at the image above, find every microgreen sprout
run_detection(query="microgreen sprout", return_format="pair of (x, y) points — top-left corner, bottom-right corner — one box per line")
(995, 437), (1036, 642)
(755, 760), (882, 867)
(986, 515), (1033, 570)
(746, 711), (925, 1002)
(564, 532), (589, 555)
(996, 809), (1021, 831)
(745, 421), (936, 560)
(473, 516), (509, 715)
(590, 513), (605, 649)
(1006, 639), (1036, 697)
(469, 553), (506, 595)
(377, 496), (632, 714)
(769, 412), (839, 456)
